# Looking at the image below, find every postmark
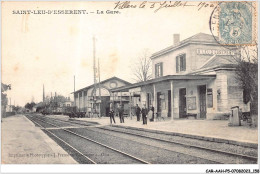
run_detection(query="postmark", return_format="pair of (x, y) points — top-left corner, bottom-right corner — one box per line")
(218, 2), (256, 45)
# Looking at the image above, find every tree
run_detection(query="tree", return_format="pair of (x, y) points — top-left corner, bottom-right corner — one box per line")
(131, 49), (152, 82)
(25, 102), (36, 110)
(12, 105), (22, 113)
(234, 44), (258, 115)
(1, 83), (11, 117)
(1, 83), (11, 106)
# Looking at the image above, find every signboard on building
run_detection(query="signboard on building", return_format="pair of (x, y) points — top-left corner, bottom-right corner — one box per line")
(187, 97), (196, 110)
(197, 49), (235, 56)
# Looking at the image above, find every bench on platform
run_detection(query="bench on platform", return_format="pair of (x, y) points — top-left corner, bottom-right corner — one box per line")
(185, 113), (197, 119)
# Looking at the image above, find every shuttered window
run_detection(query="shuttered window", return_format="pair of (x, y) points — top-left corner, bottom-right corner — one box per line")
(180, 54), (186, 71)
(176, 57), (179, 73)
(207, 88), (213, 108)
(155, 62), (163, 78)
(176, 54), (186, 72)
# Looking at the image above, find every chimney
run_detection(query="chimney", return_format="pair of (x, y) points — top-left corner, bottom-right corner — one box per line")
(173, 34), (180, 46)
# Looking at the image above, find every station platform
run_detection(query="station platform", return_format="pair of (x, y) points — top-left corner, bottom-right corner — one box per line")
(70, 115), (258, 147)
(1, 115), (77, 164)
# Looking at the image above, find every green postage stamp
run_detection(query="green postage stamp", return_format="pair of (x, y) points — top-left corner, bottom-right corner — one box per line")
(218, 2), (257, 45)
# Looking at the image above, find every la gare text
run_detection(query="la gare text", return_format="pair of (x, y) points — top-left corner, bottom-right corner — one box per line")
(12, 10), (120, 15)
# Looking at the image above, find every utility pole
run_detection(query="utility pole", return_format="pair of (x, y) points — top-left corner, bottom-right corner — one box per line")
(43, 84), (45, 102)
(98, 57), (101, 117)
(74, 75), (76, 109)
(93, 36), (97, 117)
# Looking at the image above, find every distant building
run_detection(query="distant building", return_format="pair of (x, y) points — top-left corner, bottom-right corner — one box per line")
(73, 76), (131, 116)
(62, 100), (73, 107)
(111, 33), (249, 120)
(32, 106), (37, 112)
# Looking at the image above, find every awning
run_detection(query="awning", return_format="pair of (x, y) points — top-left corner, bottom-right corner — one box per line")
(111, 74), (216, 92)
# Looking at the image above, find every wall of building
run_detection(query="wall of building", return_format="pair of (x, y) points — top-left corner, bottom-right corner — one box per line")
(117, 70), (247, 120)
(75, 78), (130, 113)
(136, 79), (218, 119)
(152, 43), (236, 78)
(171, 79), (216, 119)
(188, 44), (235, 72)
(152, 46), (192, 78)
(225, 70), (250, 112)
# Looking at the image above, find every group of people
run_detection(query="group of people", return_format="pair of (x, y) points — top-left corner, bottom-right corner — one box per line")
(108, 104), (155, 125)
(108, 105), (124, 124)
(136, 104), (154, 125)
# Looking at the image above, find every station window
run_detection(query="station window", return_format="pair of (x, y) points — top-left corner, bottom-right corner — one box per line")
(207, 88), (213, 108)
(176, 54), (186, 73)
(155, 62), (163, 78)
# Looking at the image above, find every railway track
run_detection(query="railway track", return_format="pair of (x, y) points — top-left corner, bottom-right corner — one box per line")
(29, 115), (218, 164)
(29, 114), (94, 127)
(26, 115), (222, 163)
(45, 115), (99, 126)
(26, 115), (149, 164)
(25, 115), (96, 164)
(98, 126), (258, 163)
(26, 114), (258, 164)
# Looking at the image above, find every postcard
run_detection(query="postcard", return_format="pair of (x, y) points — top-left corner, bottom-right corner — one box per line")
(1, 1), (258, 173)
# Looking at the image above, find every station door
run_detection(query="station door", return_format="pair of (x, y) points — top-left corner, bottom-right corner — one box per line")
(199, 85), (207, 119)
(179, 88), (186, 118)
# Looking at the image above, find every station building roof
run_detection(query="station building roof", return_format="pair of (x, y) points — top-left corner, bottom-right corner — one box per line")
(72, 76), (131, 94)
(111, 74), (216, 92)
(200, 55), (237, 69)
(150, 33), (236, 59)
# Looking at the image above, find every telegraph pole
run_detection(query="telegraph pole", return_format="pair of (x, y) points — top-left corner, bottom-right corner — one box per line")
(74, 75), (76, 107)
(98, 57), (101, 117)
(93, 36), (97, 117)
(43, 84), (45, 102)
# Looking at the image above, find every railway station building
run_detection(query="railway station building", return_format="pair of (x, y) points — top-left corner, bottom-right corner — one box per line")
(111, 33), (250, 120)
(73, 77), (131, 116)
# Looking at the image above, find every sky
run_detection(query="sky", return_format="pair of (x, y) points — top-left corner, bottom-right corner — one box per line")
(2, 1), (216, 106)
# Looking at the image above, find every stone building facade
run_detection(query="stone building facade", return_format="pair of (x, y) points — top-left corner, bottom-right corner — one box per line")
(112, 33), (249, 120)
(73, 77), (131, 116)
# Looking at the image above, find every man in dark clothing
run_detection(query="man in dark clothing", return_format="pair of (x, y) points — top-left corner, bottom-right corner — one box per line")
(136, 104), (141, 121)
(141, 105), (148, 125)
(150, 105), (155, 122)
(109, 109), (116, 124)
(119, 105), (124, 123)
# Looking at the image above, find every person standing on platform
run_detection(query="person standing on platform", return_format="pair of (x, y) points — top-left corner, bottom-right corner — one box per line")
(119, 105), (124, 123)
(136, 104), (141, 121)
(109, 109), (116, 125)
(141, 105), (148, 125)
(150, 105), (155, 122)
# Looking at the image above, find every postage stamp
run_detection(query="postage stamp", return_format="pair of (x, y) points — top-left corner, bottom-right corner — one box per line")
(218, 2), (256, 45)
